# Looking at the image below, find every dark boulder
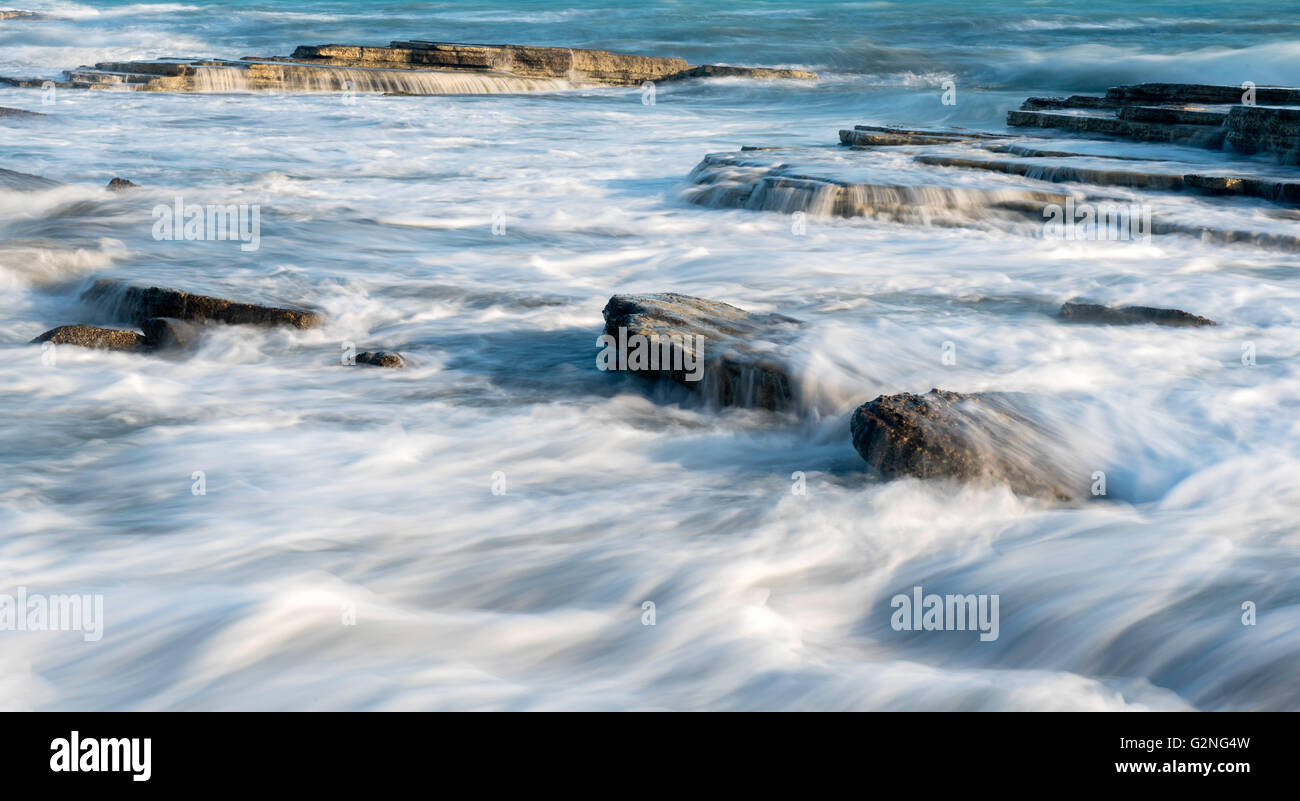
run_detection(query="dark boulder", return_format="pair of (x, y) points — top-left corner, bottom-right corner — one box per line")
(106, 177), (138, 191)
(83, 280), (322, 329)
(1059, 302), (1215, 327)
(141, 317), (201, 350)
(850, 389), (1081, 501)
(355, 350), (404, 368)
(601, 292), (802, 410)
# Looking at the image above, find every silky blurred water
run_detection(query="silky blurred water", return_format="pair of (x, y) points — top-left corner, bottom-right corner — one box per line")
(0, 0), (1298, 710)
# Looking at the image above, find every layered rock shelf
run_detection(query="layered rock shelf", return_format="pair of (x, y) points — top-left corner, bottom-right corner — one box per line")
(49, 39), (815, 94)
(687, 143), (1300, 247)
(685, 149), (1072, 227)
(685, 83), (1300, 251)
(1009, 82), (1300, 164)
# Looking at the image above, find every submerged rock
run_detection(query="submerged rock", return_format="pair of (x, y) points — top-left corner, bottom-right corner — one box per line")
(1058, 302), (1215, 327)
(355, 350), (404, 368)
(0, 106), (44, 118)
(674, 64), (817, 81)
(0, 76), (71, 88)
(601, 292), (802, 411)
(0, 167), (61, 191)
(83, 280), (322, 329)
(850, 389), (1081, 501)
(106, 177), (138, 191)
(30, 325), (146, 351)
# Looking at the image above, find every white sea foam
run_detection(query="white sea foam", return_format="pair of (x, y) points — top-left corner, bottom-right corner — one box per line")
(0, 2), (1297, 712)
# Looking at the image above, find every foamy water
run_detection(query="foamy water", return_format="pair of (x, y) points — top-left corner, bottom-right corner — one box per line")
(1, 0), (1298, 711)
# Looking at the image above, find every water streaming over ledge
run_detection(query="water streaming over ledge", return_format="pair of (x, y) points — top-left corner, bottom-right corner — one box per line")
(192, 64), (576, 94)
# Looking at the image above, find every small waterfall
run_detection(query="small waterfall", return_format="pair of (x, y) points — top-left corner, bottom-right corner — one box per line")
(193, 64), (574, 94)
(684, 153), (1079, 231)
(193, 66), (251, 92)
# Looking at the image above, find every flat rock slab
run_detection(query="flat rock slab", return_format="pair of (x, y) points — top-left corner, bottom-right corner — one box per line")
(685, 128), (1300, 248)
(1107, 83), (1300, 106)
(840, 125), (1013, 147)
(850, 389), (1081, 501)
(601, 292), (802, 410)
(84, 281), (322, 329)
(916, 152), (1300, 206)
(31, 325), (146, 351)
(686, 148), (1071, 224)
(64, 40), (815, 93)
(1005, 109), (1226, 148)
(1059, 302), (1216, 327)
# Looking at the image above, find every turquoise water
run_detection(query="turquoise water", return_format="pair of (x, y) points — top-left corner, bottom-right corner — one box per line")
(5, 0), (1300, 89)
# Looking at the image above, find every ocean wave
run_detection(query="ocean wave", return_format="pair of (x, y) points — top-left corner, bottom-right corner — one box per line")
(13, 2), (201, 20)
(981, 40), (1300, 92)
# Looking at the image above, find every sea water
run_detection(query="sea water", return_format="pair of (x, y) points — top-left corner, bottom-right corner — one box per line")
(1, 0), (1298, 710)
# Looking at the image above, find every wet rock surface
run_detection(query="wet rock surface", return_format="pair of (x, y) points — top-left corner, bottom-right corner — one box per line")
(850, 389), (1081, 501)
(106, 177), (138, 191)
(0, 167), (61, 191)
(30, 325), (147, 351)
(59, 40), (816, 93)
(686, 149), (1071, 225)
(601, 292), (802, 411)
(1009, 82), (1300, 163)
(355, 350), (404, 368)
(0, 105), (44, 117)
(687, 97), (1300, 250)
(1058, 302), (1216, 327)
(84, 281), (322, 329)
(140, 317), (201, 350)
